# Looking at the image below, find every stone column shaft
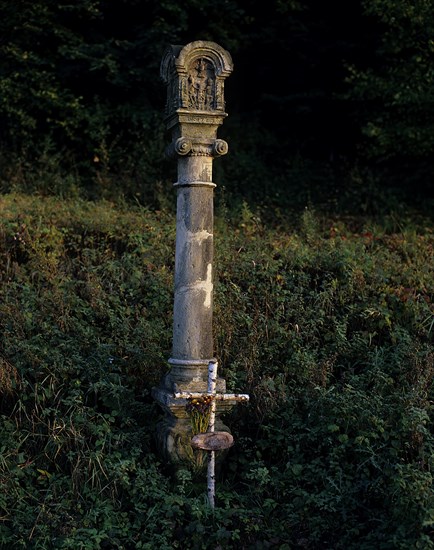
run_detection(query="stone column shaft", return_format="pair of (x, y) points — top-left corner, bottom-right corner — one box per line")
(169, 166), (215, 387)
(173, 183), (214, 360)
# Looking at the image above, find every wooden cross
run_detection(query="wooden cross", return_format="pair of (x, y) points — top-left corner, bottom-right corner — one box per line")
(174, 361), (249, 508)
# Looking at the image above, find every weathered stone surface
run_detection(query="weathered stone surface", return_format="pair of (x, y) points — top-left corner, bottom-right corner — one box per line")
(160, 41), (233, 120)
(153, 41), (234, 463)
(160, 40), (232, 392)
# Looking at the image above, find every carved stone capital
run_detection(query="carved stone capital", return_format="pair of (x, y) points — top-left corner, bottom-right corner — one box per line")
(165, 137), (192, 159)
(161, 41), (232, 165)
(166, 138), (229, 159)
(189, 139), (228, 158)
(175, 137), (192, 155)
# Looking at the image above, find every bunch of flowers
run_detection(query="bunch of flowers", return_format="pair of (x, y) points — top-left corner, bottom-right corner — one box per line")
(186, 395), (214, 435)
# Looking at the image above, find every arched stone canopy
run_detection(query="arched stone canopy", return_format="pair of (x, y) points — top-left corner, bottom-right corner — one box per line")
(160, 41), (233, 115)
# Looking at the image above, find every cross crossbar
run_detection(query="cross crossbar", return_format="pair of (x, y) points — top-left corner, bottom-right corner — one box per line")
(173, 392), (249, 402)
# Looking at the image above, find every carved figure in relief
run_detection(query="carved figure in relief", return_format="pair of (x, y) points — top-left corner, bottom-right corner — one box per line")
(188, 58), (215, 111)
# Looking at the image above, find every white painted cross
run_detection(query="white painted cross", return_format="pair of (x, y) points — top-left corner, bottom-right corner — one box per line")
(175, 361), (249, 508)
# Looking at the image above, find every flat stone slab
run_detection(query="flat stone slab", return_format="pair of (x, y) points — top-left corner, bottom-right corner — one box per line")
(191, 431), (234, 451)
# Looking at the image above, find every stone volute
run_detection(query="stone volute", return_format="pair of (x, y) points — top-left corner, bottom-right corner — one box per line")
(152, 41), (236, 463)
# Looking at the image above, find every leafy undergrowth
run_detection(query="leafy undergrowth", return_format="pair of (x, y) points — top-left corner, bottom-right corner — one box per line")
(0, 194), (433, 549)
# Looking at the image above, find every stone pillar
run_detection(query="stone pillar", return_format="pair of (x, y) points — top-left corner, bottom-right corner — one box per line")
(152, 41), (234, 463)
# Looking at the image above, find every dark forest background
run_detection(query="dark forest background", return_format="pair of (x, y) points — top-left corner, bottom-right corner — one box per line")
(0, 0), (433, 213)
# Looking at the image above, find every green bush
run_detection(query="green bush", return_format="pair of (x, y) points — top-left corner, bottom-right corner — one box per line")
(346, 0), (434, 160)
(0, 194), (433, 548)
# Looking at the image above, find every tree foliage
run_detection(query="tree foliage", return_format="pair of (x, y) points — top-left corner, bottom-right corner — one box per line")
(0, 0), (432, 201)
(346, 0), (434, 160)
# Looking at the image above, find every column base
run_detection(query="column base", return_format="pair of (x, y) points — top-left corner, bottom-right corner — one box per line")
(165, 357), (226, 393)
(152, 386), (237, 466)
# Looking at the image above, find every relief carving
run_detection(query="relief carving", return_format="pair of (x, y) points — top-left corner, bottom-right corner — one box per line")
(187, 58), (216, 111)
